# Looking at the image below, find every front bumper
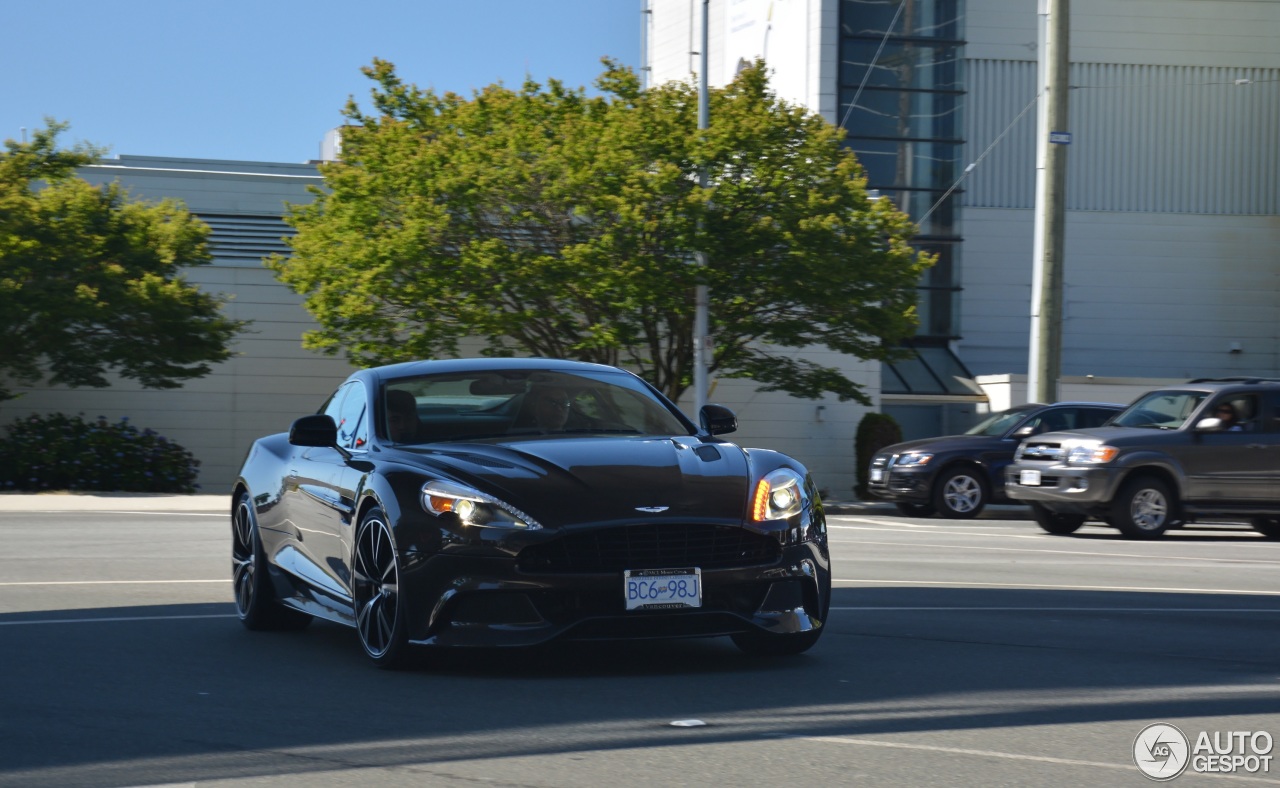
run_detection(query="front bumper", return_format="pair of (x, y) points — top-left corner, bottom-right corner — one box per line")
(399, 542), (831, 648)
(1004, 463), (1125, 510)
(866, 464), (933, 504)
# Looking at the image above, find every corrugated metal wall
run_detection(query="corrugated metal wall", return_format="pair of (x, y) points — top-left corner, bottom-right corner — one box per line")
(964, 59), (1280, 215)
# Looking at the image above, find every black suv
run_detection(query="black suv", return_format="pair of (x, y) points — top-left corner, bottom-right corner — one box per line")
(867, 402), (1123, 518)
(1006, 379), (1280, 538)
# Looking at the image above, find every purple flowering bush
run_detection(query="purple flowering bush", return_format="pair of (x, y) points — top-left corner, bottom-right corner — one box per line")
(0, 413), (200, 493)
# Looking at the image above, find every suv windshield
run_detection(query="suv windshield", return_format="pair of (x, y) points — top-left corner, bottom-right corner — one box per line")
(1111, 391), (1208, 430)
(964, 407), (1035, 437)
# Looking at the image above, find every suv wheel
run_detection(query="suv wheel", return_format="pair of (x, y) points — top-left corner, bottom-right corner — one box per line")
(1029, 503), (1086, 535)
(932, 467), (987, 519)
(1251, 517), (1280, 539)
(1112, 477), (1175, 539)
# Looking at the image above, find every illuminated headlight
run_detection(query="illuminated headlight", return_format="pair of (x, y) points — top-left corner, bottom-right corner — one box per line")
(893, 452), (932, 468)
(421, 480), (542, 530)
(1066, 442), (1120, 465)
(752, 468), (808, 521)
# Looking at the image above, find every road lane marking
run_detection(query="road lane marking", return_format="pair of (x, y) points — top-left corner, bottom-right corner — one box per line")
(828, 521), (1277, 546)
(2, 511), (226, 517)
(0, 613), (236, 626)
(832, 578), (1280, 595)
(798, 735), (1279, 783)
(0, 580), (227, 586)
(833, 606), (1280, 612)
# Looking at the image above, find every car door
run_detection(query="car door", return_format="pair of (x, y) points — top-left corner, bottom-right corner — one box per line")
(288, 381), (368, 601)
(1182, 393), (1271, 502)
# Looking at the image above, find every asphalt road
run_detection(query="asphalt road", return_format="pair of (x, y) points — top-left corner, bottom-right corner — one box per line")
(2, 501), (1279, 787)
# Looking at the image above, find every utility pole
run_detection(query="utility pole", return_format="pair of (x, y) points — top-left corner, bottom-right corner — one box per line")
(1028, 0), (1070, 403)
(693, 0), (710, 418)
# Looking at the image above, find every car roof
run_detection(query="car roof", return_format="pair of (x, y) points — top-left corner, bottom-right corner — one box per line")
(1143, 379), (1280, 395)
(357, 357), (629, 382)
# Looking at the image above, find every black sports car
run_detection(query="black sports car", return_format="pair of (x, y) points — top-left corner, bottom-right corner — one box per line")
(232, 358), (830, 667)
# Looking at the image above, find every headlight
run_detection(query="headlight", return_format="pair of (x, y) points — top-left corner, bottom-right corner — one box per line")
(421, 480), (542, 530)
(752, 468), (808, 521)
(1066, 442), (1119, 465)
(893, 452), (933, 467)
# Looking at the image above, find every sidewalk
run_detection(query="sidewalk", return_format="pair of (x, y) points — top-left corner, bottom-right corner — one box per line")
(0, 492), (227, 512)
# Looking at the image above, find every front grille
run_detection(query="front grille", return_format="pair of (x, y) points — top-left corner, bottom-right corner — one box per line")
(517, 524), (782, 573)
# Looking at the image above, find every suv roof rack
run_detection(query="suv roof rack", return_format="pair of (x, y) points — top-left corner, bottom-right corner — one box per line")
(1186, 377), (1280, 384)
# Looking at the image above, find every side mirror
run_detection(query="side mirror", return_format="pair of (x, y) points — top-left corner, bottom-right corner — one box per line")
(699, 404), (738, 435)
(1012, 425), (1036, 438)
(1194, 417), (1224, 432)
(290, 414), (339, 447)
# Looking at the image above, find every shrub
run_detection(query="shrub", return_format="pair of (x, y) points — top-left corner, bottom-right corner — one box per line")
(0, 413), (199, 493)
(854, 412), (903, 499)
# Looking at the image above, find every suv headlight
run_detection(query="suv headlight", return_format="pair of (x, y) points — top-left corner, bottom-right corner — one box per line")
(421, 480), (542, 529)
(752, 468), (809, 521)
(893, 452), (933, 468)
(1066, 442), (1120, 465)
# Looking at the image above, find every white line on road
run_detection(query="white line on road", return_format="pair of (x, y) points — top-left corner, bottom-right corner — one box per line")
(833, 578), (1280, 595)
(833, 606), (1280, 613)
(797, 735), (1280, 784)
(0, 580), (227, 586)
(0, 613), (236, 627)
(5, 511), (227, 517)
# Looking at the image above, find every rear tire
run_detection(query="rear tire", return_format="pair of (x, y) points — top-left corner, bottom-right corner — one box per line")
(895, 502), (936, 517)
(1111, 477), (1175, 539)
(1029, 502), (1085, 535)
(1251, 517), (1280, 539)
(932, 467), (987, 519)
(232, 493), (311, 631)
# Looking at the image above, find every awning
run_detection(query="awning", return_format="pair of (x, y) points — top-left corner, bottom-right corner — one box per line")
(882, 344), (988, 402)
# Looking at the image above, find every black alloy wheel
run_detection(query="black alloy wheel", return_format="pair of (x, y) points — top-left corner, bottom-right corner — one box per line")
(895, 502), (937, 517)
(232, 493), (310, 631)
(932, 467), (988, 519)
(1029, 502), (1086, 535)
(1111, 476), (1175, 539)
(1251, 517), (1280, 539)
(353, 507), (411, 668)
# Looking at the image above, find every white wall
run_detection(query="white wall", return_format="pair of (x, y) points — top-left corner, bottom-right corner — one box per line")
(961, 208), (1280, 380)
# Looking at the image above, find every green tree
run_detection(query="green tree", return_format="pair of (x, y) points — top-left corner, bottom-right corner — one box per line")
(272, 59), (929, 403)
(0, 121), (242, 401)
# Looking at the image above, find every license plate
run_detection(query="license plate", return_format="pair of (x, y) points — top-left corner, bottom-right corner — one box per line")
(1020, 469), (1042, 486)
(870, 469), (884, 483)
(625, 568), (702, 611)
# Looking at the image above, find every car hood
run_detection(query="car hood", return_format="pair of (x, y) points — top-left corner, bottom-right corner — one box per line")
(400, 435), (752, 527)
(876, 434), (1007, 457)
(1024, 426), (1174, 444)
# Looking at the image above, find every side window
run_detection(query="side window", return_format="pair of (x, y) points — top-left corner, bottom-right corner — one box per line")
(1268, 392), (1280, 433)
(335, 383), (369, 450)
(1079, 408), (1117, 429)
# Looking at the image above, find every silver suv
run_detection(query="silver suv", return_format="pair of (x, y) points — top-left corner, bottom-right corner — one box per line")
(1005, 379), (1280, 539)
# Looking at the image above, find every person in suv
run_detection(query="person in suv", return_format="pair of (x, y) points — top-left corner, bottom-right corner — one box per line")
(1005, 379), (1280, 538)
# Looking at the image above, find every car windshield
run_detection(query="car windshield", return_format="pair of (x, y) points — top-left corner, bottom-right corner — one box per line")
(964, 407), (1035, 437)
(381, 368), (693, 444)
(1110, 391), (1208, 430)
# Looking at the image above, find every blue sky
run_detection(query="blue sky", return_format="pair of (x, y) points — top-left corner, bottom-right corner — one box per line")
(3, 0), (640, 164)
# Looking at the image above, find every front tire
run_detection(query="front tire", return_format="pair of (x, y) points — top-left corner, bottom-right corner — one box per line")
(353, 507), (411, 669)
(232, 493), (311, 631)
(932, 467), (988, 519)
(1029, 502), (1086, 535)
(1111, 477), (1175, 539)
